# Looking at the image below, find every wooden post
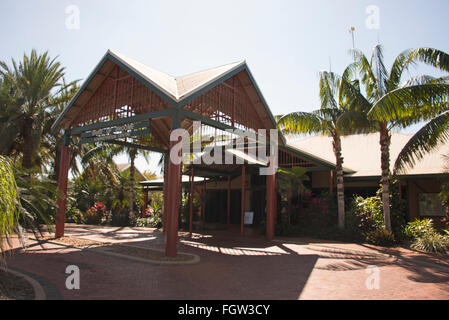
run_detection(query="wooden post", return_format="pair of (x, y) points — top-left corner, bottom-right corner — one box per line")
(202, 180), (207, 224)
(266, 172), (276, 240)
(55, 145), (70, 238)
(165, 112), (182, 257)
(241, 165), (246, 235)
(142, 189), (149, 218)
(162, 158), (168, 232)
(227, 175), (231, 227)
(165, 139), (182, 257)
(189, 167), (194, 235)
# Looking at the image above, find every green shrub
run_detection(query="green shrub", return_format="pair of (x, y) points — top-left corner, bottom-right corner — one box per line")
(364, 229), (396, 246)
(410, 231), (449, 254)
(348, 195), (384, 233)
(134, 211), (162, 228)
(66, 208), (84, 224)
(403, 218), (435, 240)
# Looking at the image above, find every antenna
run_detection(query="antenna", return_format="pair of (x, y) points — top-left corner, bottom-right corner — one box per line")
(349, 26), (356, 49)
(329, 56), (332, 72)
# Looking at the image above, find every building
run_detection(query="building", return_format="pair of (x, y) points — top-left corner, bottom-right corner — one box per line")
(52, 50), (448, 256)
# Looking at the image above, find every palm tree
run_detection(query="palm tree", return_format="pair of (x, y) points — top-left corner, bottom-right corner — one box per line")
(0, 50), (67, 169)
(349, 45), (449, 231)
(82, 143), (151, 222)
(276, 166), (310, 224)
(278, 70), (371, 229)
(390, 49), (449, 174)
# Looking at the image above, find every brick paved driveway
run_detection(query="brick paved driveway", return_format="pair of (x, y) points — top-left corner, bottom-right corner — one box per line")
(4, 224), (449, 300)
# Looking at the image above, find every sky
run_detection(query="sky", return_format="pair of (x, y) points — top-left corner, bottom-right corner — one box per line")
(1, 0), (448, 175)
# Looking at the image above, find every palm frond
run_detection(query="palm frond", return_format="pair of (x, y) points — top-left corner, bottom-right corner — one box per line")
(277, 111), (325, 136)
(394, 111), (449, 173)
(369, 83), (449, 123)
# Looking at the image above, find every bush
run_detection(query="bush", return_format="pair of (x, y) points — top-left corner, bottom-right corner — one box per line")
(110, 208), (130, 227)
(364, 229), (396, 246)
(83, 202), (106, 225)
(134, 211), (162, 228)
(347, 196), (384, 233)
(403, 218), (435, 240)
(66, 208), (84, 224)
(410, 231), (449, 254)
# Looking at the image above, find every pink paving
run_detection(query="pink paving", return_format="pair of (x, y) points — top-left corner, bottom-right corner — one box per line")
(4, 224), (449, 300)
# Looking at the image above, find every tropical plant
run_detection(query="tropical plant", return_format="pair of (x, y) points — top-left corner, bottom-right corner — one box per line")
(276, 166), (310, 223)
(0, 50), (68, 169)
(348, 44), (449, 231)
(277, 70), (372, 229)
(410, 231), (449, 254)
(0, 156), (20, 256)
(403, 218), (435, 240)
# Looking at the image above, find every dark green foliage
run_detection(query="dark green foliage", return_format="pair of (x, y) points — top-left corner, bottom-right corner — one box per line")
(364, 229), (396, 246)
(410, 231), (449, 254)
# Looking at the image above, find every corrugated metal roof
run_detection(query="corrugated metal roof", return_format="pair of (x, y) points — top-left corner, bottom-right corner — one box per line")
(288, 132), (449, 177)
(110, 50), (244, 102)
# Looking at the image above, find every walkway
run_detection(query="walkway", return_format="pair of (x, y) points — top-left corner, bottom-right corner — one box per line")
(4, 224), (449, 300)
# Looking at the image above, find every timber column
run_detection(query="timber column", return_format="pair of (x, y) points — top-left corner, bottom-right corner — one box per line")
(56, 131), (71, 238)
(165, 112), (182, 257)
(266, 170), (276, 241)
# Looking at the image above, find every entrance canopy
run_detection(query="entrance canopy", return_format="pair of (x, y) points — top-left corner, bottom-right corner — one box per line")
(52, 50), (342, 257)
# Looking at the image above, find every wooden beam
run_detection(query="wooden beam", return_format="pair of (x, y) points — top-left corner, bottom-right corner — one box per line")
(70, 108), (175, 135)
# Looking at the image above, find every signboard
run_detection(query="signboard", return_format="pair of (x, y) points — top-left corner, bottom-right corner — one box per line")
(244, 211), (254, 225)
(80, 121), (150, 144)
(418, 193), (445, 217)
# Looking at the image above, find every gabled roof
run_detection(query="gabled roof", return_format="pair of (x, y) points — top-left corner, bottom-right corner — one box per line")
(109, 51), (245, 102)
(288, 132), (449, 178)
(52, 50), (273, 133)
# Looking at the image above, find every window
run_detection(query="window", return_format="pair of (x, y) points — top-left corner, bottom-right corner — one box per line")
(418, 193), (445, 217)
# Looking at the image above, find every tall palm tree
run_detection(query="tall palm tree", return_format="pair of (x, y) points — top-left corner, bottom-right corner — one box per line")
(0, 50), (67, 169)
(349, 45), (449, 231)
(82, 143), (150, 221)
(277, 70), (371, 229)
(390, 49), (449, 174)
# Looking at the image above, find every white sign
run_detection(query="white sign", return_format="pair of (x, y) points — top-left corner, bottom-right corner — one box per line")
(244, 211), (254, 225)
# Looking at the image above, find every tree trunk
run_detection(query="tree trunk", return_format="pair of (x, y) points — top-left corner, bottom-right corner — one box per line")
(332, 134), (345, 230)
(379, 122), (392, 232)
(129, 150), (136, 222)
(22, 118), (34, 169)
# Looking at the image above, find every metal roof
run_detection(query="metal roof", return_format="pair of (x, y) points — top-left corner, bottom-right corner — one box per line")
(289, 132), (449, 178)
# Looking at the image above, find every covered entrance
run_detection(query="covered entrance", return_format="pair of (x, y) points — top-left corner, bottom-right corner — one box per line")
(51, 50), (336, 257)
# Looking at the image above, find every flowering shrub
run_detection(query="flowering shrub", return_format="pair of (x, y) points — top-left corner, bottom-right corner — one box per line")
(84, 202), (106, 225)
(348, 196), (384, 232)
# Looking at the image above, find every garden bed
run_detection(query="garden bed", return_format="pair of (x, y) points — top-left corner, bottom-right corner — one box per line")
(36, 236), (109, 248)
(0, 269), (34, 300)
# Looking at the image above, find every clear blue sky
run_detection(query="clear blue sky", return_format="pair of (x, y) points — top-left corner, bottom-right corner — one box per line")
(1, 0), (448, 174)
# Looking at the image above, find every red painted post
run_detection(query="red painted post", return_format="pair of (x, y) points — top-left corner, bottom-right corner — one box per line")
(202, 180), (207, 225)
(240, 165), (246, 235)
(189, 167), (194, 235)
(162, 159), (168, 232)
(227, 175), (231, 227)
(55, 146), (70, 238)
(142, 189), (149, 218)
(165, 139), (182, 257)
(266, 172), (276, 241)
